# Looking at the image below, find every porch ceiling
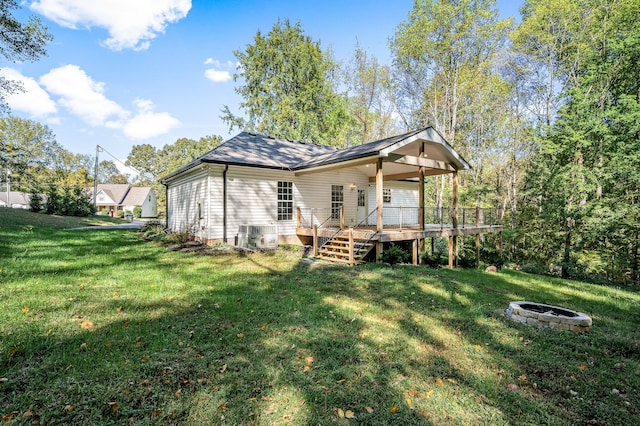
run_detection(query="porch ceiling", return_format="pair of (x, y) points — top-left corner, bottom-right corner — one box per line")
(298, 143), (461, 180)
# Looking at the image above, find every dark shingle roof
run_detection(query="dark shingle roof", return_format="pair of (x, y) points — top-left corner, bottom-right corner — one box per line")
(295, 129), (425, 169)
(161, 128), (470, 182)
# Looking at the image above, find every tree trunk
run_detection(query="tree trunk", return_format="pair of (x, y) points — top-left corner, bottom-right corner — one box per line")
(562, 228), (571, 278)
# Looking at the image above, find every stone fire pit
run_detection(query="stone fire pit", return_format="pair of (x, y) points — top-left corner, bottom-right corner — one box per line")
(506, 301), (592, 332)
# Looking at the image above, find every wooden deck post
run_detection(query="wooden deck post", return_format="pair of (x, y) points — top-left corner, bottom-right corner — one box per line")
(448, 236), (454, 268)
(296, 207), (301, 229)
(475, 206), (480, 268)
(348, 228), (355, 265)
(449, 171), (459, 268)
(376, 158), (384, 262)
(340, 206), (345, 230)
(313, 225), (319, 257)
(413, 239), (418, 265)
(418, 143), (425, 264)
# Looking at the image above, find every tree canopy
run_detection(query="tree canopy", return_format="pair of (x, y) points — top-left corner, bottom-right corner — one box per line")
(0, 0), (53, 114)
(222, 19), (355, 146)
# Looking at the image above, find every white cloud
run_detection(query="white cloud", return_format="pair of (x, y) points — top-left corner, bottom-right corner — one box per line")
(204, 69), (232, 83)
(30, 0), (192, 51)
(0, 68), (57, 117)
(123, 99), (181, 140)
(39, 64), (127, 126)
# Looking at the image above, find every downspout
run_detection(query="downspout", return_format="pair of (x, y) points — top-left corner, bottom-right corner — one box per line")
(162, 182), (169, 227)
(223, 165), (229, 243)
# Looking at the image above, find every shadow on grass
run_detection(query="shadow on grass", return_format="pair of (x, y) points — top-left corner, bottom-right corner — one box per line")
(1, 228), (639, 425)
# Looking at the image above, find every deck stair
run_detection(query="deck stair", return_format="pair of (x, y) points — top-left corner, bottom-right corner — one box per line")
(318, 231), (375, 264)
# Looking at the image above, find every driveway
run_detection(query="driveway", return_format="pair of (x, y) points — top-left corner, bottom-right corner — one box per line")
(68, 220), (147, 230)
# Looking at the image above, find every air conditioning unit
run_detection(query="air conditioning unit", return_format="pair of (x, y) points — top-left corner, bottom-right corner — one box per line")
(237, 224), (279, 249)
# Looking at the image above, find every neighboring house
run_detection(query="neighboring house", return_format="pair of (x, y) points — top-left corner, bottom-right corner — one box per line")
(160, 128), (502, 264)
(0, 191), (35, 209)
(86, 184), (158, 218)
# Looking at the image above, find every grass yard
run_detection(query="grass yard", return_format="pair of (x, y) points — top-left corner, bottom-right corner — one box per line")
(1, 209), (639, 425)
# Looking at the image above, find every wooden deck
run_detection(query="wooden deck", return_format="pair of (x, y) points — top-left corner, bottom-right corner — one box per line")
(296, 223), (503, 266)
(296, 224), (503, 241)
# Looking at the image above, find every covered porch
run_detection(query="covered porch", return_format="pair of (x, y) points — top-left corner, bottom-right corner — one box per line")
(296, 206), (503, 265)
(292, 128), (503, 265)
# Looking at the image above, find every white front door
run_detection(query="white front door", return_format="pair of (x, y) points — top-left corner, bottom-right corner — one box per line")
(356, 188), (367, 224)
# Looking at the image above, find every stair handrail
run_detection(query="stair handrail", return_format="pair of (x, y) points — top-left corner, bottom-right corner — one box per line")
(353, 208), (379, 251)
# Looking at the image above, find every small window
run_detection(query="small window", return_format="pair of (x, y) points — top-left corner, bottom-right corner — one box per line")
(278, 181), (293, 221)
(383, 188), (391, 203)
(331, 185), (344, 219)
(357, 189), (365, 207)
(197, 200), (203, 219)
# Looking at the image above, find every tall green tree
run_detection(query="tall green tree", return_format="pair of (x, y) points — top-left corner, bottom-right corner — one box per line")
(222, 19), (355, 146)
(97, 160), (128, 184)
(343, 46), (399, 144)
(0, 0), (53, 114)
(520, 0), (640, 284)
(0, 116), (59, 190)
(390, 0), (512, 212)
(126, 135), (222, 215)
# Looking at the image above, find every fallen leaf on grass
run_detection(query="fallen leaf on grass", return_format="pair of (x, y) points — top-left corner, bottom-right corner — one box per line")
(237, 333), (244, 338)
(426, 390), (434, 397)
(337, 408), (344, 418)
(141, 355), (150, 362)
(0, 378), (8, 383)
(219, 364), (227, 373)
(21, 306), (29, 314)
(151, 409), (162, 418)
(365, 406), (374, 413)
(107, 402), (118, 413)
(406, 398), (414, 409)
(2, 411), (19, 421)
(578, 364), (588, 370)
(435, 377), (444, 386)
(345, 409), (355, 419)
(390, 404), (400, 413)
(80, 320), (94, 329)
(219, 403), (228, 411)
(64, 405), (74, 412)
(507, 383), (518, 391)
(519, 374), (527, 381)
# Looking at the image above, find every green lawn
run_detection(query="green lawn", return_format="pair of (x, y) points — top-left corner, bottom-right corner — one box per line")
(1, 209), (638, 425)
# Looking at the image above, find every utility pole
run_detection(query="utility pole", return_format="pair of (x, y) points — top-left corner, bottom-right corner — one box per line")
(5, 169), (10, 208)
(93, 145), (101, 208)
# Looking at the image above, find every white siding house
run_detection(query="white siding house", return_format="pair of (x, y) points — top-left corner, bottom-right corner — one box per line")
(87, 184), (158, 217)
(161, 129), (472, 247)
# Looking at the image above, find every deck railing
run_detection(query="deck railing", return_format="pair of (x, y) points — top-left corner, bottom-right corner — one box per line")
(298, 206), (503, 230)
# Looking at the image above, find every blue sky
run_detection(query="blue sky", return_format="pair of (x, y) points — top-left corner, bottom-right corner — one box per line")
(3, 0), (522, 172)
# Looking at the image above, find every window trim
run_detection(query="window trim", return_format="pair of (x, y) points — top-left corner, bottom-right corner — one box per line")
(331, 184), (344, 219)
(277, 181), (293, 221)
(383, 188), (391, 203)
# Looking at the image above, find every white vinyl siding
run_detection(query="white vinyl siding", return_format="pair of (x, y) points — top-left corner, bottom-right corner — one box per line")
(166, 164), (373, 241)
(368, 181), (420, 226)
(166, 167), (208, 239)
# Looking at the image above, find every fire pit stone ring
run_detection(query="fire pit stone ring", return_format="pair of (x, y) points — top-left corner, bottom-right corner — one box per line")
(506, 301), (591, 332)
